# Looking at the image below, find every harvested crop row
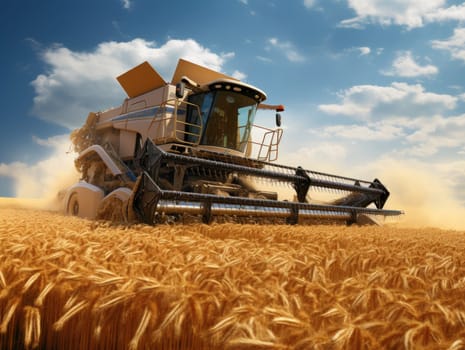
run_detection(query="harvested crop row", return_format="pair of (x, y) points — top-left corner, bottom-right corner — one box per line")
(1, 208), (465, 349)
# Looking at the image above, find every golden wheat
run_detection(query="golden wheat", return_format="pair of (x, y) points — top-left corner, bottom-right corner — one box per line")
(1, 207), (465, 349)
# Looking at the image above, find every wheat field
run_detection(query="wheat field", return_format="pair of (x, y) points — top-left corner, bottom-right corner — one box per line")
(1, 207), (465, 349)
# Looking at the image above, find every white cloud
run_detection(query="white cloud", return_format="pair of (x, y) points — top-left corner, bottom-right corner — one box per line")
(303, 0), (317, 9)
(267, 38), (305, 62)
(318, 100), (371, 118)
(403, 114), (465, 156)
(31, 38), (235, 129)
(257, 55), (272, 63)
(437, 160), (465, 207)
(232, 70), (247, 80)
(315, 112), (465, 158)
(319, 123), (405, 141)
(432, 28), (465, 62)
(425, 3), (465, 22)
(358, 47), (371, 56)
(316, 82), (465, 160)
(338, 17), (365, 29)
(318, 82), (457, 120)
(382, 51), (438, 77)
(121, 0), (131, 9)
(340, 0), (465, 29)
(281, 142), (348, 175)
(344, 47), (372, 56)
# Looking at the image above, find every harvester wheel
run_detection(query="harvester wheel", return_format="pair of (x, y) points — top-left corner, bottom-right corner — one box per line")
(67, 193), (80, 216)
(63, 183), (104, 219)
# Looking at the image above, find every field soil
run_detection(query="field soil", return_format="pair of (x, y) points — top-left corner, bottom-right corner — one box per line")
(1, 205), (465, 349)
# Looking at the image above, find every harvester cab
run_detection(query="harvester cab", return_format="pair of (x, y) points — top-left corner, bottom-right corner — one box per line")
(63, 59), (402, 225)
(183, 79), (265, 153)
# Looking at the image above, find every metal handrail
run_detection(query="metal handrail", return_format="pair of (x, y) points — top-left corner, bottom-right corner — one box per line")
(147, 99), (203, 146)
(247, 125), (283, 162)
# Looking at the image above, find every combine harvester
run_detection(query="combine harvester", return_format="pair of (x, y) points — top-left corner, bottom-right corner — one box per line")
(62, 59), (402, 225)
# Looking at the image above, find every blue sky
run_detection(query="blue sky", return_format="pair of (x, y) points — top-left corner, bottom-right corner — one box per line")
(1, 0), (465, 227)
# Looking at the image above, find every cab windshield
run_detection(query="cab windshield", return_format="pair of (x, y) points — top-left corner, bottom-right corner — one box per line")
(186, 91), (258, 152)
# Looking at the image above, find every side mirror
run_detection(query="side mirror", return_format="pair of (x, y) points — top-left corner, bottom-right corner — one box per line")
(175, 82), (185, 98)
(275, 113), (282, 127)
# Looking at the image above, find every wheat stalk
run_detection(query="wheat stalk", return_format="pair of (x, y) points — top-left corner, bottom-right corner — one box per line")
(53, 300), (89, 331)
(23, 306), (41, 349)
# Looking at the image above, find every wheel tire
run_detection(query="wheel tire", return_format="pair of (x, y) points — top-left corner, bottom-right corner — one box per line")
(67, 193), (80, 216)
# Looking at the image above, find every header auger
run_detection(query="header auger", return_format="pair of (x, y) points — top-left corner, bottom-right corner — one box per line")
(62, 59), (402, 225)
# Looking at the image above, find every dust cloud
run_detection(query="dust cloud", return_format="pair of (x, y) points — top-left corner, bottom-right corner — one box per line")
(280, 149), (465, 231)
(0, 135), (79, 211)
(367, 158), (465, 231)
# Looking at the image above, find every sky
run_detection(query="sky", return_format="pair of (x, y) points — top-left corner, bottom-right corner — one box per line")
(1, 0), (465, 228)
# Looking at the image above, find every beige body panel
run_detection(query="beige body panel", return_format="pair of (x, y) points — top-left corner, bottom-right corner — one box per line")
(171, 59), (237, 85)
(123, 85), (175, 112)
(117, 61), (166, 98)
